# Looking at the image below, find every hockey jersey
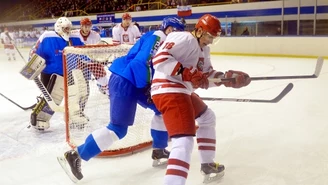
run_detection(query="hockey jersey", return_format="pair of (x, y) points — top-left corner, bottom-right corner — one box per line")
(112, 23), (141, 45)
(109, 30), (166, 88)
(151, 32), (218, 95)
(32, 31), (84, 76)
(70, 29), (101, 45)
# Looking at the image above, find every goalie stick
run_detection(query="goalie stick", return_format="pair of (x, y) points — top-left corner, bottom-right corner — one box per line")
(209, 57), (324, 83)
(5, 32), (64, 112)
(0, 93), (36, 110)
(201, 83), (293, 103)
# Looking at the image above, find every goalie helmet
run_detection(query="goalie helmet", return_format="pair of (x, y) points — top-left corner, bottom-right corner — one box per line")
(195, 14), (221, 37)
(54, 17), (72, 41)
(160, 17), (185, 31)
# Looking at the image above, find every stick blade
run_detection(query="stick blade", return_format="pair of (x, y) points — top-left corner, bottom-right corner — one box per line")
(268, 83), (293, 103)
(314, 57), (324, 77)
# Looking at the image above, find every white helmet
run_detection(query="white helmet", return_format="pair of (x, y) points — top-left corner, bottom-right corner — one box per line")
(54, 17), (72, 41)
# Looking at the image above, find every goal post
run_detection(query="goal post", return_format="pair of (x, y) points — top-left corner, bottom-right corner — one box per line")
(62, 44), (154, 157)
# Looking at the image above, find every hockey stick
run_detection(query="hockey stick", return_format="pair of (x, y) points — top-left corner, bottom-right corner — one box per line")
(5, 32), (64, 112)
(201, 83), (293, 103)
(0, 93), (36, 110)
(209, 57), (324, 82)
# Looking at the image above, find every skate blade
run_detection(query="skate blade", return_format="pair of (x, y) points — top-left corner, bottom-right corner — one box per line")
(57, 156), (79, 183)
(203, 171), (225, 184)
(152, 159), (168, 168)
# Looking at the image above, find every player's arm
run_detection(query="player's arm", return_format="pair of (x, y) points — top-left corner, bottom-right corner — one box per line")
(128, 35), (162, 88)
(152, 37), (196, 76)
(112, 26), (120, 44)
(202, 47), (250, 88)
(153, 37), (209, 89)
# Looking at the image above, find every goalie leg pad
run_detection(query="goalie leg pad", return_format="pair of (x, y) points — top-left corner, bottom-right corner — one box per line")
(30, 74), (64, 130)
(67, 69), (90, 128)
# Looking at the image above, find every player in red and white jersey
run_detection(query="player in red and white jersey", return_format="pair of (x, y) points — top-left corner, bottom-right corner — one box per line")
(151, 14), (251, 185)
(112, 13), (141, 45)
(71, 17), (109, 95)
(0, 28), (16, 61)
(71, 18), (101, 45)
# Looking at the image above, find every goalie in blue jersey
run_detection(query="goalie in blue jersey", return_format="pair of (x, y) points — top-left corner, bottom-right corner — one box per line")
(58, 17), (185, 182)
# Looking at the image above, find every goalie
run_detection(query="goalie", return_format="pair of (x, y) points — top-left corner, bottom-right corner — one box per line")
(25, 17), (85, 130)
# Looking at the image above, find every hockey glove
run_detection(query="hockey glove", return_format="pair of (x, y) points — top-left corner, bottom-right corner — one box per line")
(181, 67), (209, 89)
(223, 70), (251, 88)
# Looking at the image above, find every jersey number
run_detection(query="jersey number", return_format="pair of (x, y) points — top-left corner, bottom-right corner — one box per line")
(163, 42), (175, 49)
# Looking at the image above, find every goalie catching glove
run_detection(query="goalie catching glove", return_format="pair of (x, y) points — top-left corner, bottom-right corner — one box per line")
(223, 70), (251, 88)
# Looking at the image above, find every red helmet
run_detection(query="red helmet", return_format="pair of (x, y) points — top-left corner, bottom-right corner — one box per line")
(80, 18), (92, 26)
(122, 13), (132, 20)
(195, 14), (221, 37)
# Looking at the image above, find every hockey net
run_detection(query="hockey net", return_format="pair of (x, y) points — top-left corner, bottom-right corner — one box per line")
(62, 44), (153, 157)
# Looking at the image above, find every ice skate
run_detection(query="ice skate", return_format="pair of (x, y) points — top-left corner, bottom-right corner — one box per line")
(201, 162), (225, 184)
(57, 150), (83, 183)
(152, 149), (170, 167)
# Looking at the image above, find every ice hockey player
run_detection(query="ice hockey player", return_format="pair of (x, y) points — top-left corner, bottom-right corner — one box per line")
(57, 17), (185, 183)
(112, 13), (141, 44)
(27, 17), (85, 130)
(71, 17), (109, 95)
(0, 28), (16, 61)
(151, 14), (251, 184)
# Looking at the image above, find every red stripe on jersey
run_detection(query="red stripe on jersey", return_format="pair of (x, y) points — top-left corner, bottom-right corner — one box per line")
(166, 169), (188, 178)
(171, 62), (182, 76)
(153, 57), (168, 65)
(198, 146), (216, 151)
(197, 138), (216, 144)
(168, 158), (190, 169)
(153, 51), (170, 60)
(152, 79), (186, 89)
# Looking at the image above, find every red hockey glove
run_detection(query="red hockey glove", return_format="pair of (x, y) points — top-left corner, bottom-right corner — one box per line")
(182, 67), (209, 89)
(223, 70), (251, 88)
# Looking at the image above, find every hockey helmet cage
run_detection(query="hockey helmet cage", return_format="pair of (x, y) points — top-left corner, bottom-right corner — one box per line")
(54, 17), (72, 41)
(195, 14), (221, 37)
(161, 17), (185, 31)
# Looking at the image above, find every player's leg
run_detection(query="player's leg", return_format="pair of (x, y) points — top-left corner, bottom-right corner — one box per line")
(191, 93), (225, 183)
(59, 73), (138, 181)
(9, 45), (15, 60)
(4, 45), (12, 61)
(152, 93), (196, 185)
(30, 73), (64, 130)
(137, 94), (169, 166)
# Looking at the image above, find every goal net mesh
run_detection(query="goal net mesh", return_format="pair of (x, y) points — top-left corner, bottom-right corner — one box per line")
(62, 44), (153, 157)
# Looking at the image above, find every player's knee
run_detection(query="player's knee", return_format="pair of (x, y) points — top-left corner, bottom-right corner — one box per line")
(171, 136), (194, 154)
(196, 108), (216, 128)
(107, 123), (128, 139)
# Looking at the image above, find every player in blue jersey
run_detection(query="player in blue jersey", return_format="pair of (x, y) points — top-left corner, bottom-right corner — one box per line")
(29, 17), (85, 130)
(57, 17), (185, 182)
